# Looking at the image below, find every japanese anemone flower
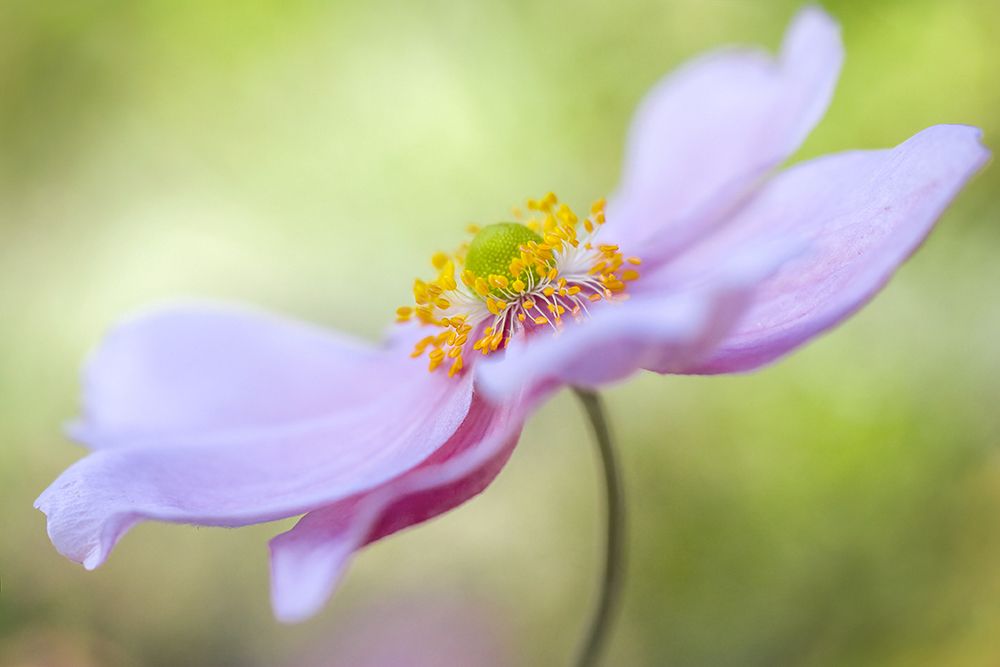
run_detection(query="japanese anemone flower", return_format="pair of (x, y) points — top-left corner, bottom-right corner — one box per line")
(37, 5), (988, 631)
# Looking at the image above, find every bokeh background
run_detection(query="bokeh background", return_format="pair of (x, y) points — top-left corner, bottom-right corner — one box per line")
(2, 0), (999, 665)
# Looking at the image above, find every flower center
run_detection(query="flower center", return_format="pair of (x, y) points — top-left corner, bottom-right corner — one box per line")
(397, 193), (641, 377)
(465, 223), (546, 296)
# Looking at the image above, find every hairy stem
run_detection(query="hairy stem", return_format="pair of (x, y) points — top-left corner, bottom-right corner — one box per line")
(572, 387), (625, 667)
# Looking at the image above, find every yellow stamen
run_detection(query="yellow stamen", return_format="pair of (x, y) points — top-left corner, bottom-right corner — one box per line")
(401, 192), (641, 375)
(489, 274), (509, 290)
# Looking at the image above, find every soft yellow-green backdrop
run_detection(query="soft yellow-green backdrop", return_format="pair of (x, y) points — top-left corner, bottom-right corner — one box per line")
(2, 1), (998, 665)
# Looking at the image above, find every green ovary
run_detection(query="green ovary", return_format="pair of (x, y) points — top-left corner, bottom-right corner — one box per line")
(465, 223), (545, 294)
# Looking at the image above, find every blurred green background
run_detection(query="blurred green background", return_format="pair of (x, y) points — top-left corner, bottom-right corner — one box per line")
(2, 0), (998, 665)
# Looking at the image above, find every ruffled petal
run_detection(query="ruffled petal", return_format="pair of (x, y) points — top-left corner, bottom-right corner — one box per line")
(476, 237), (803, 402)
(36, 304), (475, 570)
(683, 124), (990, 374)
(608, 6), (842, 264)
(269, 392), (527, 622)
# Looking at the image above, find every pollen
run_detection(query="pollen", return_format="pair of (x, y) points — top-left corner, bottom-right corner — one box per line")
(398, 193), (640, 376)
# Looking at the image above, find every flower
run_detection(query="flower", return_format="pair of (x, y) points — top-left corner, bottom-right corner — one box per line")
(36, 6), (988, 623)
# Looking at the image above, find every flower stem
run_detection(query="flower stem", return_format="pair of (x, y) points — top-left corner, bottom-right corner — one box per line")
(572, 388), (625, 667)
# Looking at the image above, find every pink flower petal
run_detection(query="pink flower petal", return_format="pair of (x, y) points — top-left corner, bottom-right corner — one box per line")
(608, 6), (842, 265)
(36, 304), (475, 570)
(70, 301), (397, 447)
(476, 237), (803, 401)
(683, 124), (990, 374)
(269, 392), (527, 623)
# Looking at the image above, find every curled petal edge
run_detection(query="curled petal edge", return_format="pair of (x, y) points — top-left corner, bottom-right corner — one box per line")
(35, 309), (476, 570)
(683, 124), (991, 374)
(269, 392), (530, 622)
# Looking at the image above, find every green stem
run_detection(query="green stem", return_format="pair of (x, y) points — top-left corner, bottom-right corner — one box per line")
(572, 388), (626, 667)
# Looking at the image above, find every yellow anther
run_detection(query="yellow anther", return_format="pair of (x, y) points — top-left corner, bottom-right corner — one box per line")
(413, 280), (429, 304)
(431, 252), (450, 270)
(533, 316), (548, 325)
(396, 306), (413, 319)
(488, 274), (509, 290)
(467, 224), (481, 234)
(512, 279), (526, 292)
(523, 299), (536, 310)
(622, 270), (640, 282)
(461, 270), (476, 288)
(627, 257), (642, 265)
(543, 287), (555, 297)
(474, 277), (491, 297)
(435, 298), (451, 309)
(448, 357), (463, 377)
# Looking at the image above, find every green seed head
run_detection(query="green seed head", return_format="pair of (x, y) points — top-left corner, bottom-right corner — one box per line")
(465, 223), (545, 293)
